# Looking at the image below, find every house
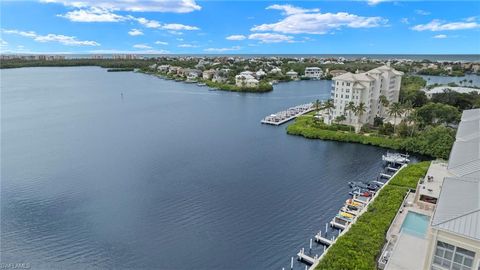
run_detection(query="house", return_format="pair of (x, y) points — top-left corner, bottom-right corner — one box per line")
(202, 69), (216, 80)
(212, 71), (227, 83)
(304, 67), (323, 79)
(286, 70), (298, 80)
(328, 63), (403, 129)
(269, 67), (282, 74)
(235, 74), (259, 88)
(157, 65), (170, 72)
(255, 69), (267, 79)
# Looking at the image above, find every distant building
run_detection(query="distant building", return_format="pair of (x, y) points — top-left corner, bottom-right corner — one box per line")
(157, 65), (170, 72)
(269, 67), (282, 74)
(212, 71), (227, 83)
(304, 67), (323, 79)
(202, 69), (216, 80)
(286, 70), (298, 80)
(255, 69), (267, 79)
(329, 64), (403, 128)
(235, 74), (259, 88)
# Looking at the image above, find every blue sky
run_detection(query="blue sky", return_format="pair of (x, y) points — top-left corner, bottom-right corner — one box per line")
(1, 0), (479, 54)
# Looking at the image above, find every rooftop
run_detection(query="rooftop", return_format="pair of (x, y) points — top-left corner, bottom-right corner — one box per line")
(431, 176), (480, 241)
(431, 108), (480, 241)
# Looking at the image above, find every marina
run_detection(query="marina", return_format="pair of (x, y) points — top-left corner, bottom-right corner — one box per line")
(283, 152), (410, 270)
(261, 103), (315, 126)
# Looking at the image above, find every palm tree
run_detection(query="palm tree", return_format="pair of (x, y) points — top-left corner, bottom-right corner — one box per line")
(313, 99), (322, 123)
(334, 115), (346, 124)
(405, 111), (420, 137)
(379, 95), (389, 108)
(402, 100), (413, 117)
(354, 102), (366, 131)
(345, 101), (356, 132)
(388, 102), (404, 133)
(322, 99), (335, 119)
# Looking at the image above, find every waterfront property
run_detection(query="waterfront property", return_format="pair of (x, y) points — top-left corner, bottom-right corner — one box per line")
(380, 108), (480, 270)
(327, 63), (403, 129)
(304, 67), (323, 80)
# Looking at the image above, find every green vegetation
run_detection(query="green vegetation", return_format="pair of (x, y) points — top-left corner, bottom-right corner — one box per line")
(204, 80), (273, 93)
(315, 161), (430, 270)
(107, 68), (135, 72)
(1, 59), (156, 69)
(399, 75), (428, 107)
(287, 116), (455, 159)
(431, 89), (480, 110)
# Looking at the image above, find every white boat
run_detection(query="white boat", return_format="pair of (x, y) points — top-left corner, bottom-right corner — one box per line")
(382, 152), (410, 164)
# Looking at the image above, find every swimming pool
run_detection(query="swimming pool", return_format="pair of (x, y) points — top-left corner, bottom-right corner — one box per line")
(400, 211), (430, 238)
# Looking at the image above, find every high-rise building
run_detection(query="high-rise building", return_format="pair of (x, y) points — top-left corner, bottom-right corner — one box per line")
(327, 63), (403, 128)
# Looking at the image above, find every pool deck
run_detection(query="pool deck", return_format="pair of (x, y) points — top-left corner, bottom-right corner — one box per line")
(385, 232), (429, 270)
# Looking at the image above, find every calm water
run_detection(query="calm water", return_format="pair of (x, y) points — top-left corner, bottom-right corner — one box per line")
(2, 67), (406, 270)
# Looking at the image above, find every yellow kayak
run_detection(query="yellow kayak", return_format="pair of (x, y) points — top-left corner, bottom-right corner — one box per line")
(345, 199), (362, 207)
(339, 211), (354, 219)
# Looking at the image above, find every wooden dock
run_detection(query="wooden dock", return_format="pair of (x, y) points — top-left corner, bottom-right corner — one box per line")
(261, 103), (314, 126)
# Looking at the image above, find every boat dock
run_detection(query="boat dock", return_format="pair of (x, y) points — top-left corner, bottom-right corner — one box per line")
(261, 103), (314, 126)
(297, 248), (317, 265)
(282, 152), (411, 270)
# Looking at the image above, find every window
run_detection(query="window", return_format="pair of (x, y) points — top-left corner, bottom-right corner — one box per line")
(432, 241), (475, 270)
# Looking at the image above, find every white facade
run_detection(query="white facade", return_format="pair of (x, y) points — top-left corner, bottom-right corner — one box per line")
(286, 70), (298, 80)
(235, 74), (259, 88)
(304, 67), (323, 79)
(328, 64), (403, 127)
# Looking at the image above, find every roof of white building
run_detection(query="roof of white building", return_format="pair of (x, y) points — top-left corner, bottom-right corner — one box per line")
(448, 109), (480, 178)
(431, 108), (480, 241)
(425, 86), (480, 95)
(374, 65), (404, 76)
(431, 177), (480, 241)
(333, 72), (375, 82)
(305, 67), (322, 70)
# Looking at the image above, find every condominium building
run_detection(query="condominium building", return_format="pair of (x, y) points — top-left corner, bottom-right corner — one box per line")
(379, 109), (480, 270)
(423, 108), (480, 270)
(327, 64), (403, 128)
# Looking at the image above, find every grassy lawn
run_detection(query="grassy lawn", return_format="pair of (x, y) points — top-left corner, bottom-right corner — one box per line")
(315, 161), (430, 270)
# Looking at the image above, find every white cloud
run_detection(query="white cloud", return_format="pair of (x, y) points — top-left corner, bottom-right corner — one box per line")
(162, 23), (199, 31)
(412, 19), (480, 31)
(128, 29), (143, 36)
(90, 49), (170, 54)
(204, 46), (241, 52)
(41, 0), (201, 13)
(266, 4), (319, 15)
(366, 0), (390, 6)
(178, 44), (198, 48)
(59, 7), (126, 22)
(2, 29), (99, 46)
(433, 34), (448, 39)
(415, 10), (431, 16)
(155, 41), (168, 45)
(132, 16), (162, 28)
(0, 39), (7, 47)
(248, 33), (294, 43)
(252, 5), (387, 34)
(226, 35), (246, 41)
(133, 44), (152, 49)
(169, 31), (183, 35)
(400, 18), (409, 24)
